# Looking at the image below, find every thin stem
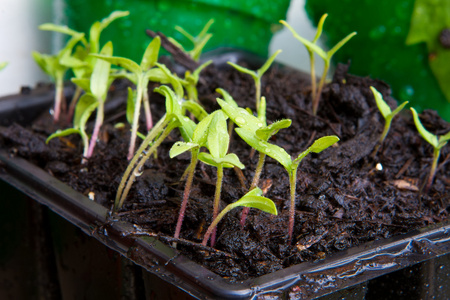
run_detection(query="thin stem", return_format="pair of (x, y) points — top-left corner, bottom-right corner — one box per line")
(67, 86), (82, 123)
(255, 77), (261, 112)
(174, 149), (199, 241)
(288, 168), (297, 244)
(127, 79), (144, 160)
(115, 116), (168, 210)
(202, 203), (233, 246)
(86, 101), (104, 158)
(240, 152), (266, 228)
(425, 147), (440, 192)
(54, 75), (65, 122)
(309, 52), (317, 104)
(312, 64), (329, 116)
(211, 164), (224, 247)
(142, 85), (153, 130)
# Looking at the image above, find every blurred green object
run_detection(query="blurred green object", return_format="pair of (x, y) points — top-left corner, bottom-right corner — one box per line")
(305, 0), (450, 121)
(64, 0), (290, 61)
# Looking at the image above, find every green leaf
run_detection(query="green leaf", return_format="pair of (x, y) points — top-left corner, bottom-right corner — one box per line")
(155, 63), (184, 99)
(313, 14), (328, 43)
(229, 190), (277, 216)
(227, 62), (257, 81)
(155, 85), (181, 116)
(207, 111), (229, 158)
(169, 141), (199, 158)
(0, 62), (7, 71)
(90, 41), (113, 101)
(71, 78), (91, 92)
(39, 23), (84, 40)
(391, 100), (409, 117)
(192, 110), (216, 145)
(46, 128), (81, 144)
(438, 131), (450, 149)
(293, 135), (339, 166)
(256, 119), (292, 141)
(182, 100), (208, 121)
(145, 68), (170, 83)
(411, 108), (439, 148)
(216, 88), (238, 107)
(327, 32), (357, 60)
(126, 87), (135, 124)
(257, 96), (267, 125)
(140, 36), (161, 70)
(100, 10), (130, 30)
(91, 54), (141, 74)
(371, 86), (391, 119)
(235, 128), (292, 170)
(220, 153), (245, 169)
(198, 152), (243, 169)
(74, 93), (98, 128)
(217, 98), (262, 132)
(257, 49), (282, 76)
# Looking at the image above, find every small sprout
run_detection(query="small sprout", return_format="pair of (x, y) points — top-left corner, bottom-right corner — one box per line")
(236, 127), (339, 243)
(202, 187), (277, 247)
(92, 36), (162, 159)
(197, 111), (244, 246)
(32, 32), (86, 122)
(227, 50), (282, 115)
(281, 15), (356, 115)
(410, 108), (450, 191)
(370, 86), (408, 155)
(169, 19), (215, 61)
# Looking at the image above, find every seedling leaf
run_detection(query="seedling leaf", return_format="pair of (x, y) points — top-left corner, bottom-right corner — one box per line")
(258, 50), (282, 75)
(140, 36), (161, 70)
(207, 111), (229, 158)
(256, 119), (292, 141)
(293, 135), (339, 166)
(182, 100), (208, 121)
(90, 41), (113, 100)
(371, 86), (391, 118)
(410, 108), (439, 148)
(169, 142), (199, 158)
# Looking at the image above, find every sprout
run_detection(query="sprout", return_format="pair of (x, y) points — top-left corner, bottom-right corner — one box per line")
(281, 15), (356, 115)
(235, 127), (339, 243)
(92, 36), (162, 159)
(169, 19), (215, 61)
(227, 50), (282, 116)
(370, 86), (408, 154)
(202, 187), (277, 247)
(410, 108), (450, 191)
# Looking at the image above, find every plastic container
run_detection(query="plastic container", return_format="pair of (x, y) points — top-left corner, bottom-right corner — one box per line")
(1, 51), (450, 299)
(63, 0), (290, 62)
(305, 0), (450, 122)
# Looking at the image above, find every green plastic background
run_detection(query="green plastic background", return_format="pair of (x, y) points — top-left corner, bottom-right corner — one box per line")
(64, 0), (290, 61)
(305, 0), (450, 121)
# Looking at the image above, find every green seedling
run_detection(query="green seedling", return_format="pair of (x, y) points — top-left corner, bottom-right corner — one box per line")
(236, 127), (339, 243)
(281, 15), (356, 115)
(202, 187), (277, 247)
(115, 85), (195, 210)
(32, 32), (86, 122)
(0, 62), (7, 71)
(217, 98), (291, 228)
(169, 110), (228, 241)
(410, 108), (450, 192)
(227, 50), (282, 115)
(46, 42), (114, 160)
(182, 60), (213, 102)
(169, 19), (215, 61)
(92, 36), (163, 160)
(38, 11), (129, 121)
(197, 111), (245, 246)
(46, 93), (96, 159)
(370, 86), (408, 155)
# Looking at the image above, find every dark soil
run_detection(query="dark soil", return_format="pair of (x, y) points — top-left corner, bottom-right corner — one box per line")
(1, 54), (449, 281)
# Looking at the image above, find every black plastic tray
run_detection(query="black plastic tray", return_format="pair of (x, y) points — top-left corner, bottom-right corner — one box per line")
(1, 54), (450, 299)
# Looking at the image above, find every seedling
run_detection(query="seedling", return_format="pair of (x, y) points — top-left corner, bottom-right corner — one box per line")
(227, 50), (282, 115)
(371, 86), (408, 154)
(197, 111), (245, 246)
(32, 32), (86, 122)
(169, 110), (223, 240)
(410, 108), (450, 191)
(92, 36), (162, 160)
(46, 42), (114, 160)
(217, 98), (291, 227)
(115, 85), (195, 210)
(236, 127), (339, 243)
(169, 19), (215, 61)
(281, 15), (356, 115)
(0, 62), (7, 71)
(38, 11), (129, 121)
(202, 187), (277, 247)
